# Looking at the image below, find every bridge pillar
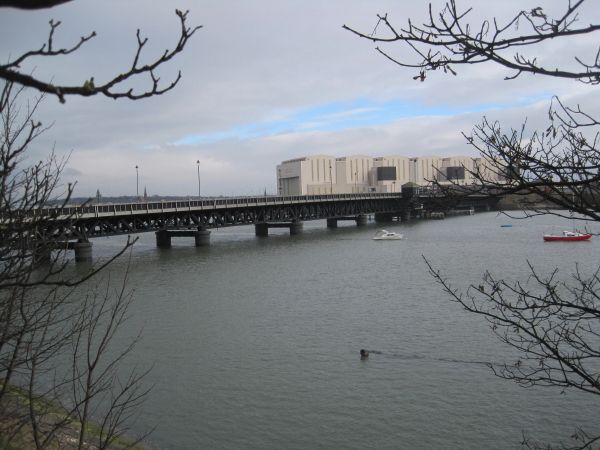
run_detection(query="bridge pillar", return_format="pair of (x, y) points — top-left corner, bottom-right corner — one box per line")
(255, 221), (303, 236)
(355, 214), (368, 226)
(289, 221), (303, 235)
(156, 230), (172, 248)
(255, 223), (269, 237)
(326, 218), (338, 228)
(374, 213), (393, 223)
(400, 209), (411, 222)
(73, 239), (92, 262)
(194, 227), (211, 246)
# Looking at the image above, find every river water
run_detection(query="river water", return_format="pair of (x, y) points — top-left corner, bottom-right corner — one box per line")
(86, 212), (600, 449)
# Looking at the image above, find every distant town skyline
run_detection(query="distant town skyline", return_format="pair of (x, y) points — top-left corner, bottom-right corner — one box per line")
(1, 0), (598, 197)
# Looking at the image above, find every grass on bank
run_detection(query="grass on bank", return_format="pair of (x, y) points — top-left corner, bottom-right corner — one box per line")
(0, 384), (147, 450)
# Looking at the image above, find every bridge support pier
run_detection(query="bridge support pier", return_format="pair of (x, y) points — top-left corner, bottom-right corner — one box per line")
(255, 221), (303, 237)
(73, 239), (93, 262)
(290, 221), (303, 235)
(194, 227), (211, 246)
(355, 214), (368, 226)
(400, 209), (411, 222)
(327, 215), (368, 228)
(156, 230), (172, 248)
(255, 223), (269, 237)
(29, 239), (93, 263)
(156, 227), (212, 248)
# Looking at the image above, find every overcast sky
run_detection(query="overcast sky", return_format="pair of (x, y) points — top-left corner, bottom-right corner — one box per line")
(1, 0), (598, 197)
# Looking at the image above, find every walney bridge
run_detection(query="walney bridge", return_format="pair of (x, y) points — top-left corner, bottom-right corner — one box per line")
(20, 185), (500, 261)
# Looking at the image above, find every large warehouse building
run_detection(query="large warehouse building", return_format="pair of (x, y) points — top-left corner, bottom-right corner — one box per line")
(276, 155), (505, 195)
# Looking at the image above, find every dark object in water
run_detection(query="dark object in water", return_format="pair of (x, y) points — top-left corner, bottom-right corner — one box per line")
(360, 349), (369, 359)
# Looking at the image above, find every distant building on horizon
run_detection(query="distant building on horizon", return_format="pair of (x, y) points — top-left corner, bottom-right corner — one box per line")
(276, 154), (505, 196)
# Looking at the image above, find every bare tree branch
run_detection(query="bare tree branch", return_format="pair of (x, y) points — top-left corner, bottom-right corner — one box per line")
(425, 256), (600, 449)
(0, 9), (201, 103)
(344, 0), (600, 84)
(0, 0), (72, 9)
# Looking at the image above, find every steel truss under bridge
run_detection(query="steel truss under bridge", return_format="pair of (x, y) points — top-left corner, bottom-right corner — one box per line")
(31, 193), (405, 240)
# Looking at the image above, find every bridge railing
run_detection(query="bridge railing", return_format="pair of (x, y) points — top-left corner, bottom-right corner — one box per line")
(26, 192), (401, 220)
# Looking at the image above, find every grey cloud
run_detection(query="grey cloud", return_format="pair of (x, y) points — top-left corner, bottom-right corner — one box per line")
(62, 167), (83, 177)
(1, 0), (598, 196)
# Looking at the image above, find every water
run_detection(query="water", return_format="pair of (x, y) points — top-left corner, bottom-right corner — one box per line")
(85, 212), (600, 449)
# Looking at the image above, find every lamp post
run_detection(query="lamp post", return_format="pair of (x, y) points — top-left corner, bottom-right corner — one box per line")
(135, 165), (139, 200)
(329, 161), (333, 194)
(354, 170), (358, 193)
(196, 160), (201, 198)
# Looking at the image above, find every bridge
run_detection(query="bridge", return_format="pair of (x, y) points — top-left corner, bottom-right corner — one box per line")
(20, 186), (498, 261)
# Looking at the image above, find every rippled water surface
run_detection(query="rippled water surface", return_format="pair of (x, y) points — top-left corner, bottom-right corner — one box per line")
(88, 212), (600, 449)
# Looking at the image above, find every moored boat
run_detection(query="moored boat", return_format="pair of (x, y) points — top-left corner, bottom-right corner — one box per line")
(543, 230), (592, 242)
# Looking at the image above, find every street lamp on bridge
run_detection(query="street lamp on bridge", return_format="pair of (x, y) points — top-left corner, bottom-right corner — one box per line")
(196, 160), (201, 198)
(135, 165), (139, 200)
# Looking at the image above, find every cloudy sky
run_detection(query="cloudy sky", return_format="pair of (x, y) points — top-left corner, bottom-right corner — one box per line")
(1, 0), (598, 197)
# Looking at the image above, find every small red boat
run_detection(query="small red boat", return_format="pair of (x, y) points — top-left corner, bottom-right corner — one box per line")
(543, 230), (592, 242)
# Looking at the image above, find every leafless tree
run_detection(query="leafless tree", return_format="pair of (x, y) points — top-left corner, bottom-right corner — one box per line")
(0, 81), (146, 449)
(347, 2), (600, 449)
(459, 97), (600, 223)
(23, 269), (150, 450)
(425, 258), (600, 450)
(0, 1), (200, 447)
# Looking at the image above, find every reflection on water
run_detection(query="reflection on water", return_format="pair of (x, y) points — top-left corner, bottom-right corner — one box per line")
(82, 213), (599, 450)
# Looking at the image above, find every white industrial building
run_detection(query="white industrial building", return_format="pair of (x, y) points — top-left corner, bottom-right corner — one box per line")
(335, 155), (373, 193)
(276, 154), (505, 195)
(372, 156), (411, 193)
(276, 155), (336, 195)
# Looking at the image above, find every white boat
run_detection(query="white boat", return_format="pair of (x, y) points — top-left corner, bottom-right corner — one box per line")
(372, 229), (403, 240)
